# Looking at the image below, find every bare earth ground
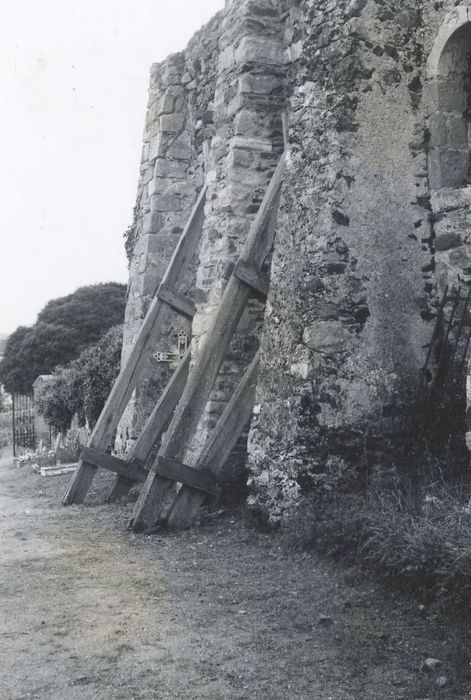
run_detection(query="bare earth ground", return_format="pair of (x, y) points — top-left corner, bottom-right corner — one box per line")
(1, 450), (470, 700)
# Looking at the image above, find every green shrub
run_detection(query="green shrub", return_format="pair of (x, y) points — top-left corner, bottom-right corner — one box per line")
(36, 325), (122, 433)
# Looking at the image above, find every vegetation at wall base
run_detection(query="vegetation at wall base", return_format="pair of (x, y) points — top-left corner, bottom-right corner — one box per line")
(291, 465), (471, 618)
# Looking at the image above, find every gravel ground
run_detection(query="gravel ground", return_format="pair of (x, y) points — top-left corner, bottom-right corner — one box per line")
(0, 451), (469, 699)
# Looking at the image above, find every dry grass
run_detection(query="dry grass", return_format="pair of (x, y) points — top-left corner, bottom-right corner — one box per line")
(291, 481), (471, 614)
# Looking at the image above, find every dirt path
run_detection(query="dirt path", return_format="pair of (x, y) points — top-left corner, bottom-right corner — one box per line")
(0, 454), (467, 699)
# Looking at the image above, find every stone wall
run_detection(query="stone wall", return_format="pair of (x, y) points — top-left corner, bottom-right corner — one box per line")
(246, 0), (470, 525)
(184, 0), (286, 478)
(121, 0), (471, 523)
(117, 12), (223, 451)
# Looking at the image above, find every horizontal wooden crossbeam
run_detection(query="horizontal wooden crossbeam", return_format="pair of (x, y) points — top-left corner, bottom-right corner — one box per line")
(154, 456), (220, 497)
(233, 259), (269, 297)
(80, 446), (219, 498)
(80, 447), (147, 483)
(157, 284), (196, 319)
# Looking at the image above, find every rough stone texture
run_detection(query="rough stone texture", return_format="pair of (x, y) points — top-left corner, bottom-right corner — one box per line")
(121, 1), (471, 523)
(117, 12), (223, 452)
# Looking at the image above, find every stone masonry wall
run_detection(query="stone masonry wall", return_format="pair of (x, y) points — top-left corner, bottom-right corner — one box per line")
(247, 0), (449, 525)
(117, 12), (223, 451)
(121, 0), (471, 523)
(184, 0), (286, 479)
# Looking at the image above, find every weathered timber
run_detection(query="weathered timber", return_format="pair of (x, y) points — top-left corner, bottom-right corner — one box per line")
(62, 186), (206, 505)
(154, 456), (220, 496)
(130, 155), (285, 530)
(106, 350), (191, 501)
(233, 259), (269, 297)
(166, 351), (260, 529)
(157, 284), (196, 319)
(80, 447), (147, 482)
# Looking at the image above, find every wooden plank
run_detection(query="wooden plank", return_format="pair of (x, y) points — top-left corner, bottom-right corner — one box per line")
(166, 351), (260, 529)
(233, 259), (269, 297)
(281, 111), (289, 151)
(80, 447), (147, 482)
(155, 456), (220, 496)
(130, 155), (285, 531)
(62, 186), (206, 505)
(40, 464), (78, 477)
(106, 349), (191, 502)
(157, 284), (196, 319)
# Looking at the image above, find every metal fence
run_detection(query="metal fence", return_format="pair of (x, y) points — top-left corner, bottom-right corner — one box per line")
(12, 394), (36, 456)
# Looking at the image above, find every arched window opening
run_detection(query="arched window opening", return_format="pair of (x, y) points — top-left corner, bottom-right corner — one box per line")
(429, 22), (471, 190)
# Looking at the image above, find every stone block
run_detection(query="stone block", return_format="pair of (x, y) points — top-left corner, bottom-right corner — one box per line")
(231, 136), (272, 152)
(446, 114), (467, 149)
(429, 148), (469, 190)
(239, 73), (281, 95)
(449, 245), (470, 269)
(149, 135), (164, 161)
(160, 113), (185, 133)
(428, 113), (447, 148)
(154, 158), (188, 179)
(234, 109), (272, 138)
(167, 134), (192, 161)
(435, 231), (463, 251)
(142, 212), (164, 234)
(431, 185), (471, 213)
(150, 192), (182, 212)
(218, 45), (235, 71)
(235, 36), (284, 66)
(303, 321), (345, 353)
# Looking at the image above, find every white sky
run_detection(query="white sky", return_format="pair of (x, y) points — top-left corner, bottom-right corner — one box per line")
(0, 0), (224, 334)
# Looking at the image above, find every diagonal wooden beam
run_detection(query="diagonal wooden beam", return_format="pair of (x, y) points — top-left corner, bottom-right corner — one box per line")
(166, 351), (260, 529)
(62, 186), (206, 505)
(130, 154), (285, 531)
(106, 349), (191, 502)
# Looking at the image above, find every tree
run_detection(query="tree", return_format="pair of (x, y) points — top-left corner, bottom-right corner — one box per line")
(0, 283), (126, 394)
(36, 325), (123, 433)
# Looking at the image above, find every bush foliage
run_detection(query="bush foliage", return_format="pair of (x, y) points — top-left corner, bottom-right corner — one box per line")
(36, 325), (123, 433)
(0, 283), (126, 394)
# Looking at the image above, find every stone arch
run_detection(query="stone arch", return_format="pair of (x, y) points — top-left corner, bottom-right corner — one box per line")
(427, 7), (471, 189)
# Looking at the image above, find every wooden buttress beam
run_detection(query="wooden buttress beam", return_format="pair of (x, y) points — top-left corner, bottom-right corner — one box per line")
(106, 349), (191, 501)
(62, 186), (207, 505)
(130, 154), (285, 531)
(166, 351), (260, 529)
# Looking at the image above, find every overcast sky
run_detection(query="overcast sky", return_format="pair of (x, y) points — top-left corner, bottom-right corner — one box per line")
(0, 0), (224, 335)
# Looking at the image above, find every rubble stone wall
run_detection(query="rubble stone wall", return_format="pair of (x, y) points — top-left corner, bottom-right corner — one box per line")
(121, 0), (471, 522)
(247, 0), (469, 524)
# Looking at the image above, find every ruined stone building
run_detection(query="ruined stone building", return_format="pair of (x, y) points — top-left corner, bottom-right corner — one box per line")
(118, 0), (471, 525)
